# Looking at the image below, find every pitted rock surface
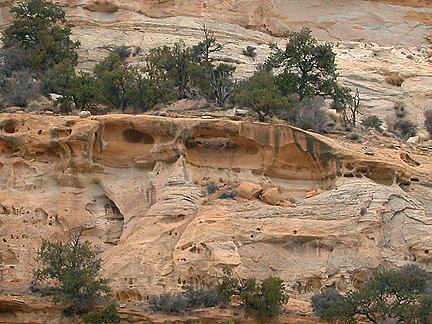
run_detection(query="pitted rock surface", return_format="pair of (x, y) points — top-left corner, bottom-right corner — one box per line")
(0, 114), (431, 301)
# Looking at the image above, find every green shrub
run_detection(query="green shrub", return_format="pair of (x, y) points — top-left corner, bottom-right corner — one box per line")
(2, 0), (79, 72)
(82, 304), (121, 324)
(240, 277), (289, 322)
(149, 292), (189, 314)
(184, 286), (222, 309)
(232, 68), (292, 122)
(242, 46), (257, 58)
(362, 115), (383, 131)
(393, 119), (417, 138)
(32, 233), (111, 314)
(311, 265), (432, 323)
(216, 269), (288, 321)
(311, 289), (351, 323)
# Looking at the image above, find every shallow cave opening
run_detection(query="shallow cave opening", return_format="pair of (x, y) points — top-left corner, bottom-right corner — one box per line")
(122, 129), (154, 144)
(1, 120), (17, 134)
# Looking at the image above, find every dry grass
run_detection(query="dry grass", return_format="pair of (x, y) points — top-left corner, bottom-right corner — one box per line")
(385, 73), (404, 86)
(83, 1), (119, 13)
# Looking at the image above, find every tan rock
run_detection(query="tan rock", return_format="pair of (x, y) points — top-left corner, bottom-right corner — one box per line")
(260, 187), (281, 205)
(0, 113), (431, 302)
(281, 200), (297, 208)
(304, 189), (323, 199)
(236, 182), (263, 199)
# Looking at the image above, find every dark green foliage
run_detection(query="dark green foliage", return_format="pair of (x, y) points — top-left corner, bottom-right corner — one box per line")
(240, 277), (289, 322)
(2, 0), (79, 72)
(266, 27), (350, 103)
(94, 52), (175, 112)
(216, 269), (289, 321)
(194, 63), (236, 106)
(362, 115), (383, 131)
(232, 69), (292, 121)
(82, 304), (121, 324)
(147, 42), (193, 99)
(147, 27), (234, 105)
(242, 46), (257, 58)
(311, 265), (432, 324)
(46, 62), (99, 113)
(127, 64), (177, 112)
(111, 45), (131, 60)
(33, 234), (111, 314)
(93, 53), (135, 112)
(424, 109), (432, 136)
(311, 289), (353, 323)
(393, 119), (417, 138)
(0, 46), (33, 75)
(191, 26), (223, 65)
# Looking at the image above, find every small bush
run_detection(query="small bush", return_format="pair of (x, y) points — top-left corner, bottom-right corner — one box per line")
(1, 70), (41, 107)
(82, 304), (121, 324)
(218, 190), (238, 199)
(149, 286), (223, 314)
(311, 289), (349, 323)
(386, 73), (404, 86)
(184, 286), (222, 309)
(393, 119), (417, 138)
(112, 45), (131, 59)
(346, 133), (359, 141)
(362, 115), (383, 131)
(424, 109), (432, 136)
(241, 277), (289, 322)
(216, 270), (288, 322)
(206, 182), (219, 195)
(149, 292), (189, 314)
(278, 97), (328, 132)
(242, 46), (257, 58)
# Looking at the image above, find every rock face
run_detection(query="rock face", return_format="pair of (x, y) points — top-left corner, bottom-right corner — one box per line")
(0, 114), (431, 302)
(2, 0), (432, 45)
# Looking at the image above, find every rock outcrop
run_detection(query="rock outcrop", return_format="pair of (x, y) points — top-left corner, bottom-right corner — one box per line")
(0, 113), (431, 302)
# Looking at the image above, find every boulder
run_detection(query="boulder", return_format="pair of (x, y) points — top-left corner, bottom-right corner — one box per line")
(260, 187), (281, 205)
(237, 182), (263, 199)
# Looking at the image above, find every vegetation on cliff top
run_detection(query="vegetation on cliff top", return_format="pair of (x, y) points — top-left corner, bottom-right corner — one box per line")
(0, 0), (356, 134)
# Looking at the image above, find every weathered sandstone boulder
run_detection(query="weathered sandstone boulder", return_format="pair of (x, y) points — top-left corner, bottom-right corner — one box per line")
(260, 187), (281, 205)
(237, 182), (263, 200)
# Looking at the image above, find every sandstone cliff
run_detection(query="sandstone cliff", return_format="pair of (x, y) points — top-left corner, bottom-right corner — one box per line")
(0, 114), (431, 305)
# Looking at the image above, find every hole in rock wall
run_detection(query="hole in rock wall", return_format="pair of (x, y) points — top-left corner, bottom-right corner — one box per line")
(122, 129), (154, 144)
(1, 119), (17, 134)
(400, 152), (420, 167)
(35, 207), (48, 222)
(116, 289), (143, 302)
